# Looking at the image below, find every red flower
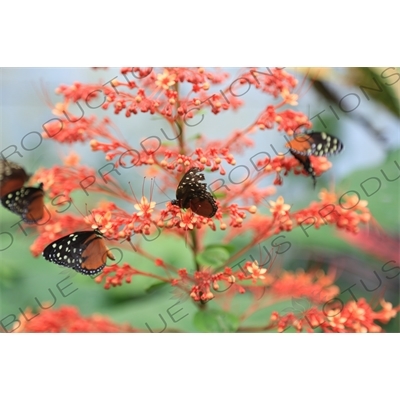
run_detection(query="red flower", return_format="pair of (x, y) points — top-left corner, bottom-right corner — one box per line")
(95, 263), (139, 289)
(269, 196), (291, 216)
(246, 260), (268, 283)
(13, 306), (138, 333)
(270, 298), (398, 333)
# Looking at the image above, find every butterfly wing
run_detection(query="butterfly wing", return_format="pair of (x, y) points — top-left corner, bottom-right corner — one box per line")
(174, 168), (203, 208)
(172, 168), (217, 217)
(307, 132), (343, 156)
(286, 132), (343, 187)
(286, 132), (343, 157)
(43, 230), (115, 276)
(1, 184), (45, 223)
(0, 159), (30, 197)
(189, 193), (218, 218)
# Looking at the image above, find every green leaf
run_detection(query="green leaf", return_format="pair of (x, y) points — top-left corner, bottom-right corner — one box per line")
(193, 309), (240, 332)
(208, 243), (235, 253)
(146, 281), (169, 294)
(196, 245), (231, 268)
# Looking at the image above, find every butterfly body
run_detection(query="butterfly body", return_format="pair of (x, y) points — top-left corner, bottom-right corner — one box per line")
(171, 167), (217, 218)
(43, 229), (115, 276)
(285, 132), (344, 186)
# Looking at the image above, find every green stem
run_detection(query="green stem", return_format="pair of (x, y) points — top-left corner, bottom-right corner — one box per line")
(190, 229), (207, 309)
(174, 82), (186, 155)
(174, 81), (200, 273)
(190, 229), (200, 272)
(174, 81), (205, 309)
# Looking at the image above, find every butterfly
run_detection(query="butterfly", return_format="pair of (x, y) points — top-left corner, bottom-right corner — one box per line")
(0, 159), (45, 223)
(42, 229), (115, 276)
(0, 159), (30, 197)
(171, 167), (218, 218)
(285, 132), (344, 187)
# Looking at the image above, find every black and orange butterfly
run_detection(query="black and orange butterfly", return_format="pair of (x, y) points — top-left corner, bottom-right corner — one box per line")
(0, 159), (45, 223)
(42, 229), (115, 276)
(171, 167), (218, 218)
(285, 132), (344, 187)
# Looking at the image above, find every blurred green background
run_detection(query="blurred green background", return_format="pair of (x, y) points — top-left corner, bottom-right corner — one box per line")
(1, 67), (399, 332)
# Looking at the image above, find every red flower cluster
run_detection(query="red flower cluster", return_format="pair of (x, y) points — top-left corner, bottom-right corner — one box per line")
(171, 267), (238, 302)
(267, 269), (339, 303)
(271, 299), (399, 333)
(13, 306), (137, 333)
(292, 189), (371, 234)
(95, 263), (140, 289)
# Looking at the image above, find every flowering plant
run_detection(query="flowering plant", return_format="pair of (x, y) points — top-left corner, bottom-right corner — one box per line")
(14, 67), (398, 333)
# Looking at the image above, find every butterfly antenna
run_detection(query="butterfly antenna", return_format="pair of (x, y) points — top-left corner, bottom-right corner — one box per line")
(71, 201), (99, 230)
